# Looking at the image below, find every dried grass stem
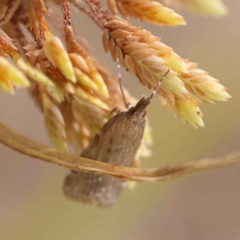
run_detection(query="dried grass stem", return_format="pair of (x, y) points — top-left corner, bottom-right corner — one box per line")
(0, 121), (239, 182)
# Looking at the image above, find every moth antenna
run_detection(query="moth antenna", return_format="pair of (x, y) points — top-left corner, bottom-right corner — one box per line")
(148, 68), (170, 101)
(116, 56), (130, 109)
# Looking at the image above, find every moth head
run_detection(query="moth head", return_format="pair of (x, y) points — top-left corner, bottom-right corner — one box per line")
(128, 96), (151, 121)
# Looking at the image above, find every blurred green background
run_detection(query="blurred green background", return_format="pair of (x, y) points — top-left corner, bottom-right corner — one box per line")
(0, 0), (239, 239)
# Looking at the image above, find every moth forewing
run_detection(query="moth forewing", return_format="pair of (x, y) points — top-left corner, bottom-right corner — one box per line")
(63, 100), (147, 208)
(63, 70), (170, 208)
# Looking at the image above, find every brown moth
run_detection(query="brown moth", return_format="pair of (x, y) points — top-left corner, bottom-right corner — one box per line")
(63, 70), (170, 208)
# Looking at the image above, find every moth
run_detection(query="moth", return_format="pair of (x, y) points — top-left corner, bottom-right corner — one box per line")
(63, 69), (170, 208)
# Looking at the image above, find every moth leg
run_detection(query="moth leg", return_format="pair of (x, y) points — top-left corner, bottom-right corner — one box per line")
(108, 106), (121, 116)
(87, 107), (120, 123)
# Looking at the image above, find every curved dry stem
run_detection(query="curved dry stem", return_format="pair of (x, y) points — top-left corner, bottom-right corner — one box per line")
(0, 121), (239, 182)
